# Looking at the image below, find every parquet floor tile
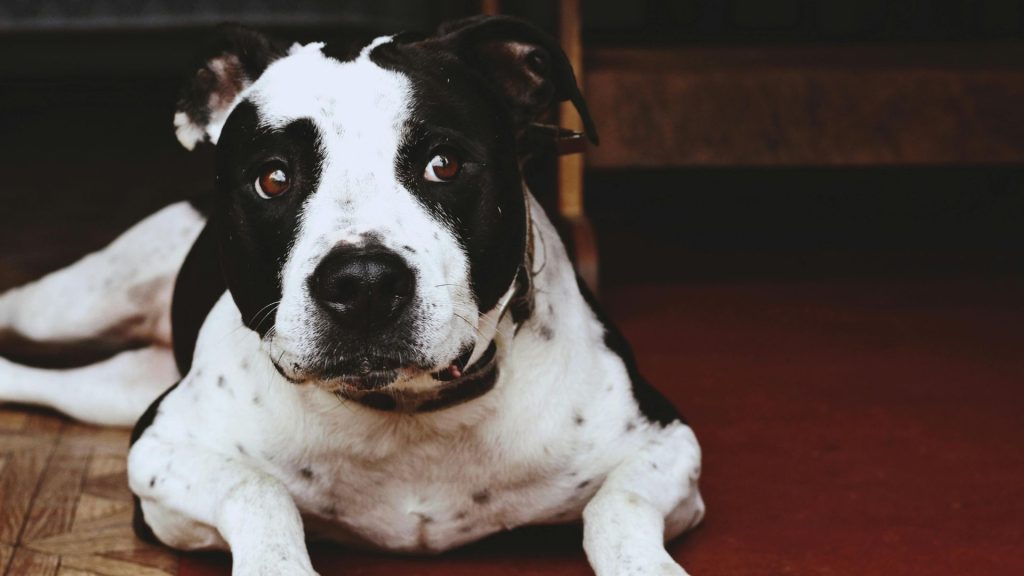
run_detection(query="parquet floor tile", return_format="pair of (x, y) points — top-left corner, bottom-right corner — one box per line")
(0, 407), (178, 576)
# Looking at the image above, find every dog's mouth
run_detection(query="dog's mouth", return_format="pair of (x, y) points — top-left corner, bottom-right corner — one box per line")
(270, 341), (481, 392)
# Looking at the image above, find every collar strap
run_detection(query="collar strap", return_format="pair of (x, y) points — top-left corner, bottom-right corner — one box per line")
(341, 341), (499, 413)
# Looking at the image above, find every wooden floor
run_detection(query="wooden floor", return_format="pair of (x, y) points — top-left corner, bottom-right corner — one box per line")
(0, 406), (178, 576)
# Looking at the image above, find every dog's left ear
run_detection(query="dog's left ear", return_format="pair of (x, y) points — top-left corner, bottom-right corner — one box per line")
(433, 15), (598, 144)
(174, 24), (287, 150)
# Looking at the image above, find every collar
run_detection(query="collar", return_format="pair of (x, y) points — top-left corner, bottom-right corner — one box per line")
(339, 341), (499, 413)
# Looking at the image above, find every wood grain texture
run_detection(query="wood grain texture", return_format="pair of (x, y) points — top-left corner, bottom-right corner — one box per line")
(585, 44), (1024, 168)
(0, 422), (58, 545)
(6, 548), (59, 576)
(0, 407), (177, 576)
(0, 544), (12, 574)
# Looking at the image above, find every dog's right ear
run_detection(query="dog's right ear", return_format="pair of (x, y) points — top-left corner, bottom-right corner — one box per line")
(174, 24), (286, 150)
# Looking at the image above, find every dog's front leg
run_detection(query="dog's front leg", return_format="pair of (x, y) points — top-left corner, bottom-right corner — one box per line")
(129, 436), (318, 576)
(582, 422), (705, 576)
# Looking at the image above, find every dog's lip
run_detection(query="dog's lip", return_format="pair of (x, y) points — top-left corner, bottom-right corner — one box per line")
(331, 369), (401, 391)
(271, 344), (486, 389)
(271, 355), (415, 389)
(431, 340), (496, 382)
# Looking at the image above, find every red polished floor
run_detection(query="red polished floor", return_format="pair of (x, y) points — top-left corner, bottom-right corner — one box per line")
(180, 277), (1024, 576)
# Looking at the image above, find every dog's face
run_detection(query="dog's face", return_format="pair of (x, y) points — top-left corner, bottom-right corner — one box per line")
(174, 18), (595, 393)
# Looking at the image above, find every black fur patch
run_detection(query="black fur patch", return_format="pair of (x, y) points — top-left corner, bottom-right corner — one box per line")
(370, 40), (528, 314)
(170, 223), (226, 374)
(574, 276), (686, 427)
(215, 101), (325, 337)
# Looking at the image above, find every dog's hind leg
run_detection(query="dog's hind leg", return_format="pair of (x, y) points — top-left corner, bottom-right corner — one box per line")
(583, 422), (705, 576)
(0, 346), (178, 426)
(0, 201), (205, 352)
(0, 201), (203, 424)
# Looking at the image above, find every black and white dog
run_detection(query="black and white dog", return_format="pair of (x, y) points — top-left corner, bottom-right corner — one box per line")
(0, 17), (704, 575)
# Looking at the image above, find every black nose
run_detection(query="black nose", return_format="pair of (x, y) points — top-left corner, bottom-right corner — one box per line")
(310, 247), (415, 330)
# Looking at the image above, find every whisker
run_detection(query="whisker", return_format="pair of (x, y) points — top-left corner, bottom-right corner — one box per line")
(453, 312), (486, 338)
(248, 300), (281, 327)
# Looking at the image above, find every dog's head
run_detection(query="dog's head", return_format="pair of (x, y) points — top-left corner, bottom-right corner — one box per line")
(175, 17), (596, 394)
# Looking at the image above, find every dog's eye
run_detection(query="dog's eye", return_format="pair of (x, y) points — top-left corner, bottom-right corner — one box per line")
(424, 152), (462, 182)
(255, 162), (290, 199)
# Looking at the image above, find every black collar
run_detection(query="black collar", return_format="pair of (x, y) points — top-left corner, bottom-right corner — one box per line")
(338, 341), (499, 413)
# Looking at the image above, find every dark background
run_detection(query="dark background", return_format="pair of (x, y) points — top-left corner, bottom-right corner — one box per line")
(2, 0), (1022, 286)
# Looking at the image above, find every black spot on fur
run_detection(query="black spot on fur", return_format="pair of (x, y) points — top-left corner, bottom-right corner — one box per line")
(217, 375), (226, 387)
(252, 394), (262, 405)
(573, 412), (585, 426)
(149, 476), (156, 488)
(538, 323), (554, 341)
(402, 245), (417, 253)
(455, 511), (468, 520)
(626, 421), (637, 433)
(577, 480), (591, 490)
(359, 231), (384, 244)
(300, 467), (314, 479)
(236, 443), (247, 455)
(472, 490), (491, 504)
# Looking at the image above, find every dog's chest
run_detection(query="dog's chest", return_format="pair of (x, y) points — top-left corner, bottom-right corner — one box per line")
(271, 417), (602, 552)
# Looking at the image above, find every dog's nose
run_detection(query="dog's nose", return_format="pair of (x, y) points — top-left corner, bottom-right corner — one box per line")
(310, 247), (415, 330)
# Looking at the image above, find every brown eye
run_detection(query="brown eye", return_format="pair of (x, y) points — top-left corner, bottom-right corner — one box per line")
(255, 162), (289, 199)
(424, 152), (462, 182)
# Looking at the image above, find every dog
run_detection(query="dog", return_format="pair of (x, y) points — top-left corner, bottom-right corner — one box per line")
(0, 16), (704, 575)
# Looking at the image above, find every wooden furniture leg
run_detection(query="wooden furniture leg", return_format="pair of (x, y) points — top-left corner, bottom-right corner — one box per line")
(557, 0), (599, 293)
